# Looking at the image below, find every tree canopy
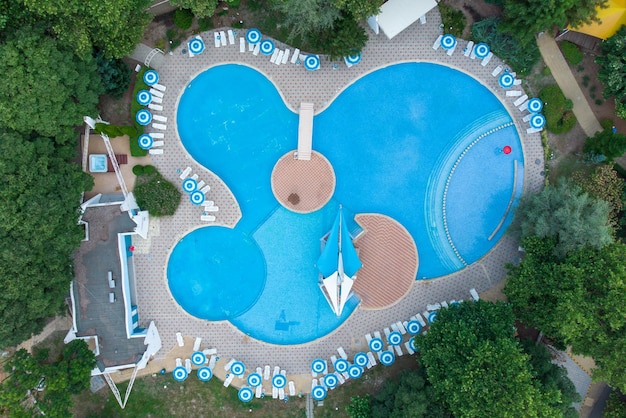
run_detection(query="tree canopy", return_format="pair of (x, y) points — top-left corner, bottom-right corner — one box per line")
(596, 25), (626, 119)
(572, 164), (624, 230)
(170, 0), (219, 19)
(583, 128), (626, 161)
(417, 301), (563, 417)
(0, 131), (92, 347)
(512, 180), (613, 258)
(505, 237), (626, 392)
(0, 26), (102, 140)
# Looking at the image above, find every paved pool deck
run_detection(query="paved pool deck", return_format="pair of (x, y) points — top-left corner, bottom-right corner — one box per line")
(128, 9), (544, 393)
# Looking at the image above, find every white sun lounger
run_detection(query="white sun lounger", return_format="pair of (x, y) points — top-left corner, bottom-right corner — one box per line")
(396, 321), (407, 334)
(109, 292), (115, 303)
(264, 365), (271, 380)
(365, 333), (372, 344)
(176, 332), (184, 347)
(432, 35), (442, 50)
(153, 115), (167, 122)
(279, 387), (285, 400)
(150, 96), (163, 104)
(190, 174), (198, 180)
(419, 14), (426, 24)
(522, 113), (533, 122)
(200, 185), (210, 194)
(152, 140), (164, 147)
(272, 387), (278, 399)
(214, 32), (221, 48)
(256, 385), (263, 398)
(248, 41), (254, 51)
(470, 288), (480, 301)
(393, 344), (403, 356)
(270, 49), (279, 63)
(291, 48), (300, 63)
(405, 341), (415, 355)
(282, 49), (290, 64)
(481, 52), (493, 66)
(207, 354), (217, 368)
(374, 331), (382, 341)
(203, 347), (217, 356)
(239, 37), (245, 53)
(224, 359), (235, 371)
(288, 381), (296, 396)
(253, 43), (260, 55)
(273, 366), (280, 377)
(223, 373), (234, 387)
(336, 372), (346, 384)
(152, 123), (166, 130)
(527, 127), (542, 134)
(446, 44), (456, 56)
(311, 379), (318, 392)
(220, 31), (227, 46)
(193, 337), (202, 351)
(148, 103), (163, 111)
(514, 94), (529, 107)
(149, 132), (164, 139)
(201, 215), (216, 222)
(149, 148), (163, 155)
(441, 301), (449, 308)
(518, 101), (530, 111)
(197, 180), (205, 189)
(202, 200), (215, 207)
(492, 65), (503, 76)
(185, 359), (192, 373)
(506, 90), (523, 97)
(426, 303), (441, 311)
(464, 40), (474, 57)
(153, 83), (166, 92)
(414, 313), (427, 327)
(176, 358), (183, 368)
(228, 29), (235, 45)
(513, 79), (522, 85)
(366, 352), (376, 368)
(383, 327), (391, 339)
(337, 347), (348, 360)
(149, 88), (164, 98)
(204, 206), (218, 212)
(274, 50), (284, 65)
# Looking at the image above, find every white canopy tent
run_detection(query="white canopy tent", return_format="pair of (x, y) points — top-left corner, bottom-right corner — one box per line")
(369, 0), (438, 39)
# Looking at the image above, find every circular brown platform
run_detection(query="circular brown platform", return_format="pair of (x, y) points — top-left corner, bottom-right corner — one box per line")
(271, 151), (335, 214)
(353, 214), (418, 309)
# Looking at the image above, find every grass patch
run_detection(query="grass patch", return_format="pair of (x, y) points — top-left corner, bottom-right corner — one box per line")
(439, 2), (466, 38)
(560, 41), (583, 65)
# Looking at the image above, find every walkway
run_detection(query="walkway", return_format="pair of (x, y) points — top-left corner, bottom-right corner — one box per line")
(536, 33), (602, 137)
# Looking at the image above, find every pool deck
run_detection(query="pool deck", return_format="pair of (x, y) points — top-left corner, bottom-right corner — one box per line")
(129, 9), (544, 392)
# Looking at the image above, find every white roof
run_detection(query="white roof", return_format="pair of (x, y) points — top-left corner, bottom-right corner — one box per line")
(377, 0), (438, 39)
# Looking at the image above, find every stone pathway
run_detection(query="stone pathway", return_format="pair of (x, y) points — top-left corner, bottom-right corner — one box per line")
(536, 33), (602, 137)
(129, 9), (544, 393)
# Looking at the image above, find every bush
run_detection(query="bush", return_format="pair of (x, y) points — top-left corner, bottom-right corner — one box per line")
(174, 9), (194, 30)
(539, 85), (577, 134)
(143, 165), (156, 174)
(198, 17), (214, 32)
(134, 171), (182, 217)
(307, 14), (368, 61)
(560, 41), (583, 65)
(132, 165), (144, 176)
(439, 3), (466, 38)
(94, 51), (131, 99)
(584, 129), (626, 161)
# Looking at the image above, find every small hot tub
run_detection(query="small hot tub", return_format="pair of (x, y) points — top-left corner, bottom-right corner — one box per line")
(89, 154), (108, 173)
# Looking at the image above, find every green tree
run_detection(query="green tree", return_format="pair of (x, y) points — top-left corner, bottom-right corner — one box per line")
(596, 26), (626, 120)
(417, 301), (561, 417)
(308, 14), (368, 60)
(0, 26), (103, 140)
(604, 392), (626, 418)
(271, 0), (342, 40)
(19, 0), (152, 58)
(95, 51), (131, 99)
(573, 164), (624, 229)
(505, 238), (626, 392)
(134, 169), (181, 217)
(347, 394), (372, 418)
(583, 128), (626, 161)
(170, 0), (218, 19)
(333, 0), (381, 20)
(0, 132), (93, 347)
(512, 180), (613, 258)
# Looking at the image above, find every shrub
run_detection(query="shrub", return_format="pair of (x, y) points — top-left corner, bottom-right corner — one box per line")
(143, 165), (156, 174)
(174, 9), (193, 30)
(132, 165), (144, 175)
(134, 171), (181, 217)
(539, 85), (577, 134)
(94, 51), (131, 99)
(439, 3), (466, 38)
(542, 67), (551, 75)
(198, 17), (214, 32)
(584, 129), (626, 161)
(560, 41), (583, 65)
(307, 14), (368, 61)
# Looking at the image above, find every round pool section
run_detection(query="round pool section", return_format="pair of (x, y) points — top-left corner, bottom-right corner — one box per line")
(167, 227), (266, 321)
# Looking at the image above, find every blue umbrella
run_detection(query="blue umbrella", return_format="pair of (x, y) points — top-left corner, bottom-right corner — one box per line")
(345, 50), (361, 66)
(247, 373), (262, 387)
(260, 39), (275, 55)
(182, 178), (197, 193)
(135, 109), (152, 126)
(388, 331), (402, 346)
(348, 365), (363, 379)
(311, 359), (326, 375)
(474, 43), (490, 58)
(173, 366), (188, 382)
(441, 34), (456, 50)
(527, 98), (543, 113)
(312, 385), (327, 401)
(272, 374), (286, 388)
(304, 55), (320, 71)
(231, 361), (245, 377)
(197, 367), (212, 381)
(188, 37), (205, 55)
(191, 351), (206, 366)
(428, 311), (438, 324)
(138, 134), (153, 150)
(190, 190), (205, 206)
(136, 90), (152, 106)
(530, 114), (546, 129)
(353, 352), (368, 368)
(323, 373), (338, 389)
(238, 387), (254, 402)
(499, 72), (515, 89)
(246, 28), (262, 44)
(406, 320), (422, 335)
(334, 358), (349, 374)
(369, 337), (384, 352)
(143, 69), (159, 86)
(380, 351), (395, 366)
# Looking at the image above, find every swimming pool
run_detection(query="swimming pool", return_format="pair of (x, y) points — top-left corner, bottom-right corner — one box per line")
(170, 63), (524, 344)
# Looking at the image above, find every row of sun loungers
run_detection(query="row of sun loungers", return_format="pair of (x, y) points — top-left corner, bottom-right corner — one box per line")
(179, 166), (217, 222)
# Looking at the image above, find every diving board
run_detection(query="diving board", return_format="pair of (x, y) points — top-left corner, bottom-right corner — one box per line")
(296, 103), (314, 160)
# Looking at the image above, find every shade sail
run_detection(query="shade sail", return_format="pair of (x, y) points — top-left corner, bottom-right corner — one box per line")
(317, 211), (341, 277)
(569, 0), (626, 39)
(340, 211), (362, 277)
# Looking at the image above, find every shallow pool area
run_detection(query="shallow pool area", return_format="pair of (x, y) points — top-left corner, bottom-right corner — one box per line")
(171, 62), (524, 344)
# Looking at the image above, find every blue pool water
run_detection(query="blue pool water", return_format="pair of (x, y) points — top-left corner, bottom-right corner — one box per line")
(170, 63), (524, 344)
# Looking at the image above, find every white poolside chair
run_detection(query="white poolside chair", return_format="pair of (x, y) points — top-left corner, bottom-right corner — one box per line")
(470, 288), (480, 301)
(405, 341), (415, 355)
(191, 174), (198, 180)
(153, 83), (166, 92)
(200, 185), (210, 194)
(336, 372), (346, 384)
(374, 330), (382, 341)
(202, 200), (215, 207)
(148, 103), (163, 111)
(228, 29), (235, 45)
(275, 50), (284, 65)
(193, 337), (202, 351)
(291, 48), (300, 63)
(152, 140), (164, 147)
(414, 313), (427, 328)
(527, 127), (542, 134)
(185, 359), (192, 373)
(288, 381), (296, 396)
(522, 113), (533, 122)
(153, 115), (167, 123)
(201, 215), (216, 222)
(513, 79), (522, 85)
(481, 52), (493, 66)
(203, 347), (217, 356)
(270, 49), (279, 63)
(223, 373), (234, 387)
(220, 31), (227, 46)
(518, 101), (530, 112)
(396, 321), (407, 335)
(214, 32), (221, 48)
(513, 94), (529, 107)
(492, 65), (503, 77)
(427, 303), (441, 311)
(208, 355), (217, 369)
(150, 132), (164, 139)
(383, 327), (391, 340)
(176, 358), (183, 368)
(152, 123), (167, 130)
(224, 359), (235, 371)
(150, 96), (163, 104)
(240, 37), (245, 53)
(464, 41), (474, 57)
(197, 180), (205, 189)
(446, 44), (456, 56)
(337, 347), (348, 360)
(109, 292), (115, 303)
(273, 366), (280, 378)
(393, 344), (403, 357)
(149, 88), (164, 98)
(441, 301), (449, 308)
(204, 206), (218, 212)
(282, 49), (290, 64)
(432, 35), (442, 50)
(365, 333), (372, 344)
(419, 14), (426, 24)
(366, 352), (376, 368)
(248, 40), (254, 51)
(272, 387), (278, 399)
(255, 385), (263, 398)
(278, 387), (285, 400)
(149, 149), (163, 155)
(506, 90), (523, 97)
(264, 365), (270, 380)
(253, 43), (260, 55)
(176, 332), (184, 347)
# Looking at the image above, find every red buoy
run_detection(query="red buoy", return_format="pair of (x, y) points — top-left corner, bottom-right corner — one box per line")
(503, 145), (512, 154)
(129, 245), (135, 252)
